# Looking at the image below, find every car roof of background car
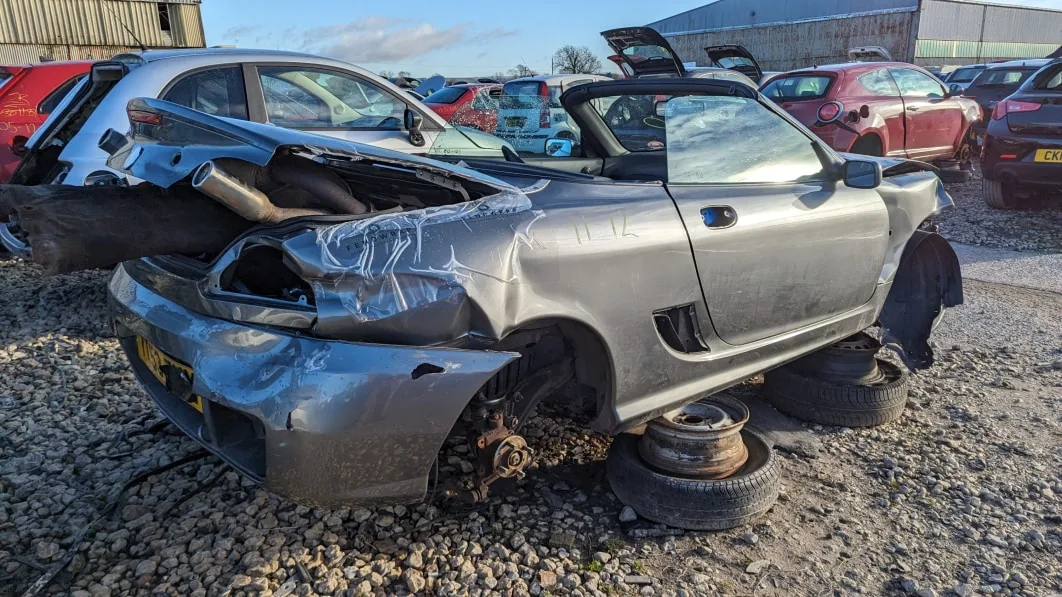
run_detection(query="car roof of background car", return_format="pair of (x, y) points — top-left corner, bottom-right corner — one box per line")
(985, 58), (1053, 69)
(119, 48), (322, 63)
(506, 74), (609, 84)
(781, 62), (929, 76)
(1, 59), (94, 70)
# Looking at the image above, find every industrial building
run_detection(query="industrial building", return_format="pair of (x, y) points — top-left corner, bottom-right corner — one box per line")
(0, 0), (205, 64)
(648, 0), (1062, 71)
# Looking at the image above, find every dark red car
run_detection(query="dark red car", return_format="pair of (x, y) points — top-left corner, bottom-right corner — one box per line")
(760, 62), (982, 163)
(421, 83), (501, 132)
(0, 60), (92, 181)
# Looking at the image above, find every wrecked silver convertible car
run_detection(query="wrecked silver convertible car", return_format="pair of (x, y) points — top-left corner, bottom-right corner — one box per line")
(89, 78), (962, 512)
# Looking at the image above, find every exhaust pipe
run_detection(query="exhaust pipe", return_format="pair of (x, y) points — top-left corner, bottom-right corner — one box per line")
(192, 161), (327, 224)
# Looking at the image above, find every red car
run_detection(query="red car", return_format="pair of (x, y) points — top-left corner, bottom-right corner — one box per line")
(0, 60), (92, 181)
(421, 83), (502, 133)
(760, 62), (982, 163)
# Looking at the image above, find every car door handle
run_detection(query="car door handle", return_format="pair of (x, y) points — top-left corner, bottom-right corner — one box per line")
(907, 106), (919, 111)
(701, 206), (737, 228)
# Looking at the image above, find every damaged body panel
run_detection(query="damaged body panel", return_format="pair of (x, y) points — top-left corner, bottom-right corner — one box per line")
(94, 84), (962, 506)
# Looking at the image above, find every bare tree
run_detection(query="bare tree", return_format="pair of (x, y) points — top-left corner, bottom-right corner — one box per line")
(508, 64), (538, 78)
(378, 70), (395, 79)
(397, 70), (411, 78)
(552, 45), (602, 74)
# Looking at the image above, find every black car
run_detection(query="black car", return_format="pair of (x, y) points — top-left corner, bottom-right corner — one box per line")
(980, 59), (1062, 209)
(963, 59), (1053, 135)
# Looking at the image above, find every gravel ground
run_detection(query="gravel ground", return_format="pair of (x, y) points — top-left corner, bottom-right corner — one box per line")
(2, 172), (1061, 597)
(935, 165), (1062, 252)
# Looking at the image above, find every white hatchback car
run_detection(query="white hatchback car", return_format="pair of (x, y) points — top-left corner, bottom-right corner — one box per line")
(9, 48), (505, 188)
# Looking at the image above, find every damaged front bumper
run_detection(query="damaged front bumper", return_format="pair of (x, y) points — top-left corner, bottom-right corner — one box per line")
(108, 262), (518, 507)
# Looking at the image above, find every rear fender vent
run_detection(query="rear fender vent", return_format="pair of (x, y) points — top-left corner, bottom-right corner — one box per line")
(654, 304), (710, 354)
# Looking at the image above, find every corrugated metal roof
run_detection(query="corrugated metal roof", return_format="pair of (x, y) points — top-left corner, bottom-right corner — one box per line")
(648, 0), (919, 34)
(0, 0), (204, 47)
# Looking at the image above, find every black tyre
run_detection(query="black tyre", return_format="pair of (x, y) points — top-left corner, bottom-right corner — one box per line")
(763, 360), (909, 427)
(849, 135), (883, 157)
(606, 430), (781, 530)
(983, 178), (1021, 210)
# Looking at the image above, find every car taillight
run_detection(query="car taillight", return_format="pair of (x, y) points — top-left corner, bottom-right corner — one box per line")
(539, 82), (550, 129)
(129, 110), (164, 125)
(817, 101), (843, 123)
(992, 99), (1041, 120)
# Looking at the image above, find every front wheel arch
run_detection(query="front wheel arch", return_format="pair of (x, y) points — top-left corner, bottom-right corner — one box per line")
(878, 231), (963, 371)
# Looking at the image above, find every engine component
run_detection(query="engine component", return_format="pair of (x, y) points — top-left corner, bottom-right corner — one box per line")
(192, 161), (328, 224)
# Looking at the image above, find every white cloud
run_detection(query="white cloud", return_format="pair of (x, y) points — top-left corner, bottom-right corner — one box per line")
(301, 18), (516, 63)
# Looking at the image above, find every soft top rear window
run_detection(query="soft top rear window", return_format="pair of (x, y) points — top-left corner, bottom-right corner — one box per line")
(760, 75), (833, 101)
(0, 73), (11, 90)
(423, 86), (466, 104)
(970, 68), (1037, 87)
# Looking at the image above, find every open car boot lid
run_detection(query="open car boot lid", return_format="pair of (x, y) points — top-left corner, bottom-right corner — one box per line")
(704, 45), (763, 81)
(601, 27), (687, 78)
(848, 46), (893, 62)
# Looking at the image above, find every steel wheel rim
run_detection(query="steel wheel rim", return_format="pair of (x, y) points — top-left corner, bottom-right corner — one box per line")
(638, 394), (750, 479)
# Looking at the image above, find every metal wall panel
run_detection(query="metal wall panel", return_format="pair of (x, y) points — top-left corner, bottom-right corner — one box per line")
(917, 0), (986, 41)
(0, 0), (203, 48)
(0, 42), (136, 64)
(662, 11), (917, 71)
(982, 4), (1062, 43)
(918, 0), (1062, 44)
(648, 0), (918, 34)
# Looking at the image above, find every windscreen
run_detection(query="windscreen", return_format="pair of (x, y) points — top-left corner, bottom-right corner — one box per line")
(423, 86), (466, 104)
(970, 68), (1037, 88)
(948, 67), (983, 83)
(760, 75), (833, 101)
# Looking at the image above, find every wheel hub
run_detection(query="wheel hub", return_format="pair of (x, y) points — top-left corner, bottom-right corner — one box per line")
(638, 394), (749, 479)
(797, 332), (885, 385)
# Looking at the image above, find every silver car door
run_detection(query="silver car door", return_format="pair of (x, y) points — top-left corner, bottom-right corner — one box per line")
(662, 94), (890, 346)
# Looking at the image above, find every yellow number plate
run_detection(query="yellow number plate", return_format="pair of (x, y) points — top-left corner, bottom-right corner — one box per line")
(1034, 149), (1062, 163)
(135, 337), (203, 412)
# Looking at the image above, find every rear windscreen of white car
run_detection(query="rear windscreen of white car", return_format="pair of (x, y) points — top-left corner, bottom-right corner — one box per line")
(423, 86), (466, 104)
(501, 81), (552, 109)
(761, 75), (833, 101)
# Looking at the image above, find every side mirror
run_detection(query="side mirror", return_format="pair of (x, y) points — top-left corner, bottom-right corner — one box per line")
(948, 83), (964, 97)
(11, 135), (28, 157)
(544, 138), (573, 157)
(843, 159), (882, 189)
(404, 108), (425, 147)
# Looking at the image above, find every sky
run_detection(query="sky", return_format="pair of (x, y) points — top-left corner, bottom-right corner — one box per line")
(201, 0), (1062, 77)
